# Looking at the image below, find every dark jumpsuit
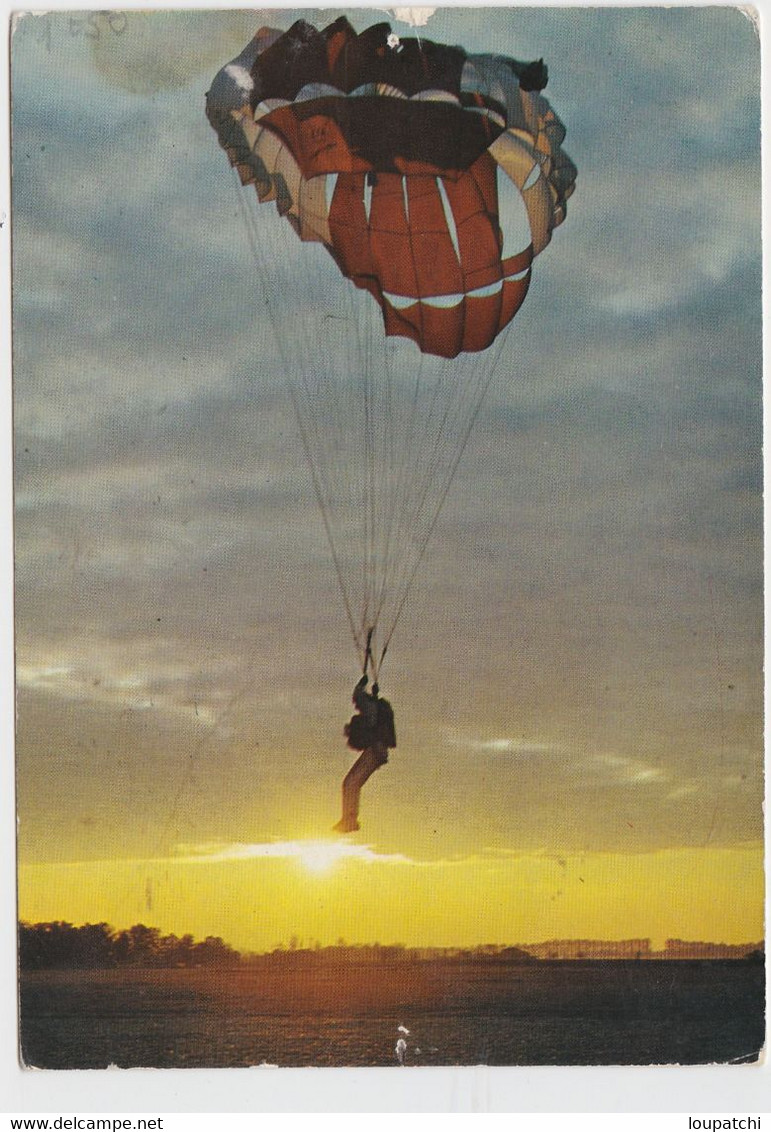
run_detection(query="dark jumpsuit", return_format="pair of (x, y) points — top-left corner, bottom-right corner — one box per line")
(334, 679), (396, 832)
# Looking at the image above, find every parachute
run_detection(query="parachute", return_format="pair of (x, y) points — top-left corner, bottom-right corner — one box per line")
(207, 18), (575, 675)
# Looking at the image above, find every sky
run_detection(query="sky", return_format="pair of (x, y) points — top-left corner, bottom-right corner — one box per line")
(11, 6), (763, 954)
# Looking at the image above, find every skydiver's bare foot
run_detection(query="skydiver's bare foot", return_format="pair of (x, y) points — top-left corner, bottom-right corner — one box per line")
(333, 818), (360, 833)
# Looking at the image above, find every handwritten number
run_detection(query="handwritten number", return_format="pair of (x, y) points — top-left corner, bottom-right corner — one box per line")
(69, 11), (128, 39)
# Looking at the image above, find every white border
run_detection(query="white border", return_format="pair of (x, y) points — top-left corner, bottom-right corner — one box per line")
(1, 0), (768, 1116)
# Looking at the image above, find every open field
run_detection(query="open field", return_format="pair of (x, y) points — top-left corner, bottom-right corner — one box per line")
(18, 958), (764, 1068)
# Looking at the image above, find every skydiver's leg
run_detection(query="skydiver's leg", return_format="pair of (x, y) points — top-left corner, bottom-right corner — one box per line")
(333, 746), (387, 832)
(334, 750), (376, 832)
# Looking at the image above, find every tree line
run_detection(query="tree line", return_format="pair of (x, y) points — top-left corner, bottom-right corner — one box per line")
(18, 921), (241, 970)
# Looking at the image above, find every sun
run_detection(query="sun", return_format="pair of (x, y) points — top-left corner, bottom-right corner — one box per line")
(295, 840), (355, 874)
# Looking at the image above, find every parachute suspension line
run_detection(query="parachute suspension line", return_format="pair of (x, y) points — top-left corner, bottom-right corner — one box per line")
(363, 303), (377, 636)
(287, 377), (362, 656)
(393, 330), (507, 638)
(230, 183), (515, 681)
(392, 326), (499, 625)
(406, 356), (469, 559)
(371, 334), (393, 627)
(380, 319), (519, 664)
(367, 253), (394, 658)
(335, 186), (426, 655)
(363, 625), (376, 679)
(342, 273), (407, 682)
(373, 344), (431, 630)
(370, 345), (420, 627)
(375, 327), (398, 639)
(407, 358), (481, 561)
(343, 243), (398, 672)
(235, 162), (509, 679)
(334, 243), (381, 649)
(340, 261), (393, 670)
(381, 381), (489, 663)
(376, 350), (472, 649)
(403, 355), (459, 539)
(231, 173), (362, 659)
(373, 335), (401, 681)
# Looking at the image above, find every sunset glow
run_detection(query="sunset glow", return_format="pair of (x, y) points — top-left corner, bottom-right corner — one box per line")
(18, 843), (763, 954)
(175, 839), (409, 872)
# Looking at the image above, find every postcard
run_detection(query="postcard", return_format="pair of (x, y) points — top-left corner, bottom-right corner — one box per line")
(10, 5), (764, 1077)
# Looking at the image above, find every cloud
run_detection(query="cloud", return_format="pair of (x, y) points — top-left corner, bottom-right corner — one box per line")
(447, 733), (559, 757)
(15, 640), (252, 732)
(665, 784), (700, 803)
(174, 840), (411, 870)
(586, 753), (667, 786)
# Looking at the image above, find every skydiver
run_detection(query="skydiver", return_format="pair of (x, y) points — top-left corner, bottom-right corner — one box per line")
(333, 674), (396, 833)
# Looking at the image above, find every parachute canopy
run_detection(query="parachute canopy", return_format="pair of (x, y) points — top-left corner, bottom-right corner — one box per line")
(206, 17), (576, 359)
